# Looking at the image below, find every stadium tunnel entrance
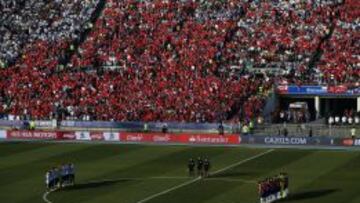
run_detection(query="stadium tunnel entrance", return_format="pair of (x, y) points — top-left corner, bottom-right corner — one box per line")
(278, 97), (316, 121)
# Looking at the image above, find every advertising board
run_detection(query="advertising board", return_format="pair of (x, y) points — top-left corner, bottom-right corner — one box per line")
(241, 136), (337, 146)
(75, 131), (91, 141)
(120, 132), (240, 145)
(103, 132), (120, 141)
(0, 130), (6, 139)
(7, 130), (59, 140)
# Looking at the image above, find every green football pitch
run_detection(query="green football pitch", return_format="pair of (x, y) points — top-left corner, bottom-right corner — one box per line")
(1, 142), (360, 203)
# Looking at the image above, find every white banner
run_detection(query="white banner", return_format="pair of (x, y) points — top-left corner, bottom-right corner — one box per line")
(0, 130), (6, 139)
(103, 132), (120, 141)
(75, 131), (91, 140)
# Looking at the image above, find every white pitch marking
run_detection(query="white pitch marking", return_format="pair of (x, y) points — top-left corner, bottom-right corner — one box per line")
(41, 177), (190, 203)
(43, 189), (57, 203)
(137, 149), (274, 203)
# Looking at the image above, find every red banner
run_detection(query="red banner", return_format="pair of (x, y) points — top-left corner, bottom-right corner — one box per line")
(328, 85), (348, 94)
(120, 132), (178, 143)
(59, 131), (76, 140)
(120, 132), (240, 145)
(342, 138), (354, 146)
(5, 130), (240, 145)
(7, 130), (59, 140)
(178, 134), (240, 144)
(90, 132), (105, 141)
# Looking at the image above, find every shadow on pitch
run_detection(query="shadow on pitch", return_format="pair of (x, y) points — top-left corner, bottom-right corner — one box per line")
(277, 189), (339, 202)
(61, 179), (133, 191)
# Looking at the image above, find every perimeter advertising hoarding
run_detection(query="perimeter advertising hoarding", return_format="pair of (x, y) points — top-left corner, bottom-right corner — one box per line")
(0, 130), (6, 139)
(75, 131), (91, 141)
(119, 132), (241, 145)
(103, 132), (120, 141)
(276, 85), (360, 95)
(178, 134), (240, 145)
(60, 131), (76, 140)
(4, 130), (357, 148)
(74, 132), (120, 141)
(241, 136), (337, 146)
(59, 131), (120, 141)
(342, 139), (360, 147)
(4, 130), (121, 141)
(6, 130), (59, 140)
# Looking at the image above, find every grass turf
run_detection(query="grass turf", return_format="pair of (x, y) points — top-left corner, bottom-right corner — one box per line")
(1, 142), (360, 203)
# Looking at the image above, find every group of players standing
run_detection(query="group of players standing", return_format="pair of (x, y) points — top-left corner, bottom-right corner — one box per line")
(258, 173), (289, 203)
(45, 163), (75, 190)
(188, 157), (211, 177)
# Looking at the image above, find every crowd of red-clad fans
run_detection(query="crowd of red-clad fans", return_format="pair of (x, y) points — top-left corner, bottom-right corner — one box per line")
(0, 0), (358, 123)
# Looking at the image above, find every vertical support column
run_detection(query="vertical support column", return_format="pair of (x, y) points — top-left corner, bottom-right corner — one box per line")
(357, 97), (360, 112)
(315, 96), (320, 119)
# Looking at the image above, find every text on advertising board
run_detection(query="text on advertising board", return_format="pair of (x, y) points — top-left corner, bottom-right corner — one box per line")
(264, 137), (307, 145)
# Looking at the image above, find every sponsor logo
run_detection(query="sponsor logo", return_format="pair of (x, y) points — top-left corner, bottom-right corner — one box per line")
(90, 133), (104, 140)
(342, 139), (354, 146)
(80, 132), (86, 139)
(264, 137), (307, 145)
(104, 132), (119, 141)
(153, 135), (171, 142)
(354, 139), (360, 146)
(34, 120), (54, 128)
(189, 136), (196, 142)
(0, 130), (6, 139)
(125, 134), (144, 142)
(75, 132), (91, 140)
(109, 133), (115, 140)
(62, 132), (76, 140)
(328, 85), (347, 94)
(8, 131), (58, 139)
(120, 133), (239, 145)
(187, 135), (230, 144)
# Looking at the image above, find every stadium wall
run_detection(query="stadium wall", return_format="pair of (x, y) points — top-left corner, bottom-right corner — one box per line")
(0, 120), (234, 133)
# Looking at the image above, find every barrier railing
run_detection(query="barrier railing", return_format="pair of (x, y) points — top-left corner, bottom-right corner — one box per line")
(0, 119), (235, 134)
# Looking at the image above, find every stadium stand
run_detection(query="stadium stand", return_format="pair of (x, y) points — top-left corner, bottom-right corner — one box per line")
(0, 0), (358, 123)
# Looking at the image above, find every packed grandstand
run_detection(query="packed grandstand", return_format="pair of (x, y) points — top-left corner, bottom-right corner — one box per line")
(0, 0), (358, 124)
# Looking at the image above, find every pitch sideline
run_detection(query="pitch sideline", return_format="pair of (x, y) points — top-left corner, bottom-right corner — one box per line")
(137, 149), (274, 203)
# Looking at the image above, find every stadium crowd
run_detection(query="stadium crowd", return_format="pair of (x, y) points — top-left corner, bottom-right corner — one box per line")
(0, 0), (358, 123)
(0, 0), (100, 67)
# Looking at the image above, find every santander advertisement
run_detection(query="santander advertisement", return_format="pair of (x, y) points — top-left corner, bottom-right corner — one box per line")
(120, 132), (240, 145)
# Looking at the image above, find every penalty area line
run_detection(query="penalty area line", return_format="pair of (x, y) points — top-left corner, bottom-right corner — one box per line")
(137, 149), (274, 203)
